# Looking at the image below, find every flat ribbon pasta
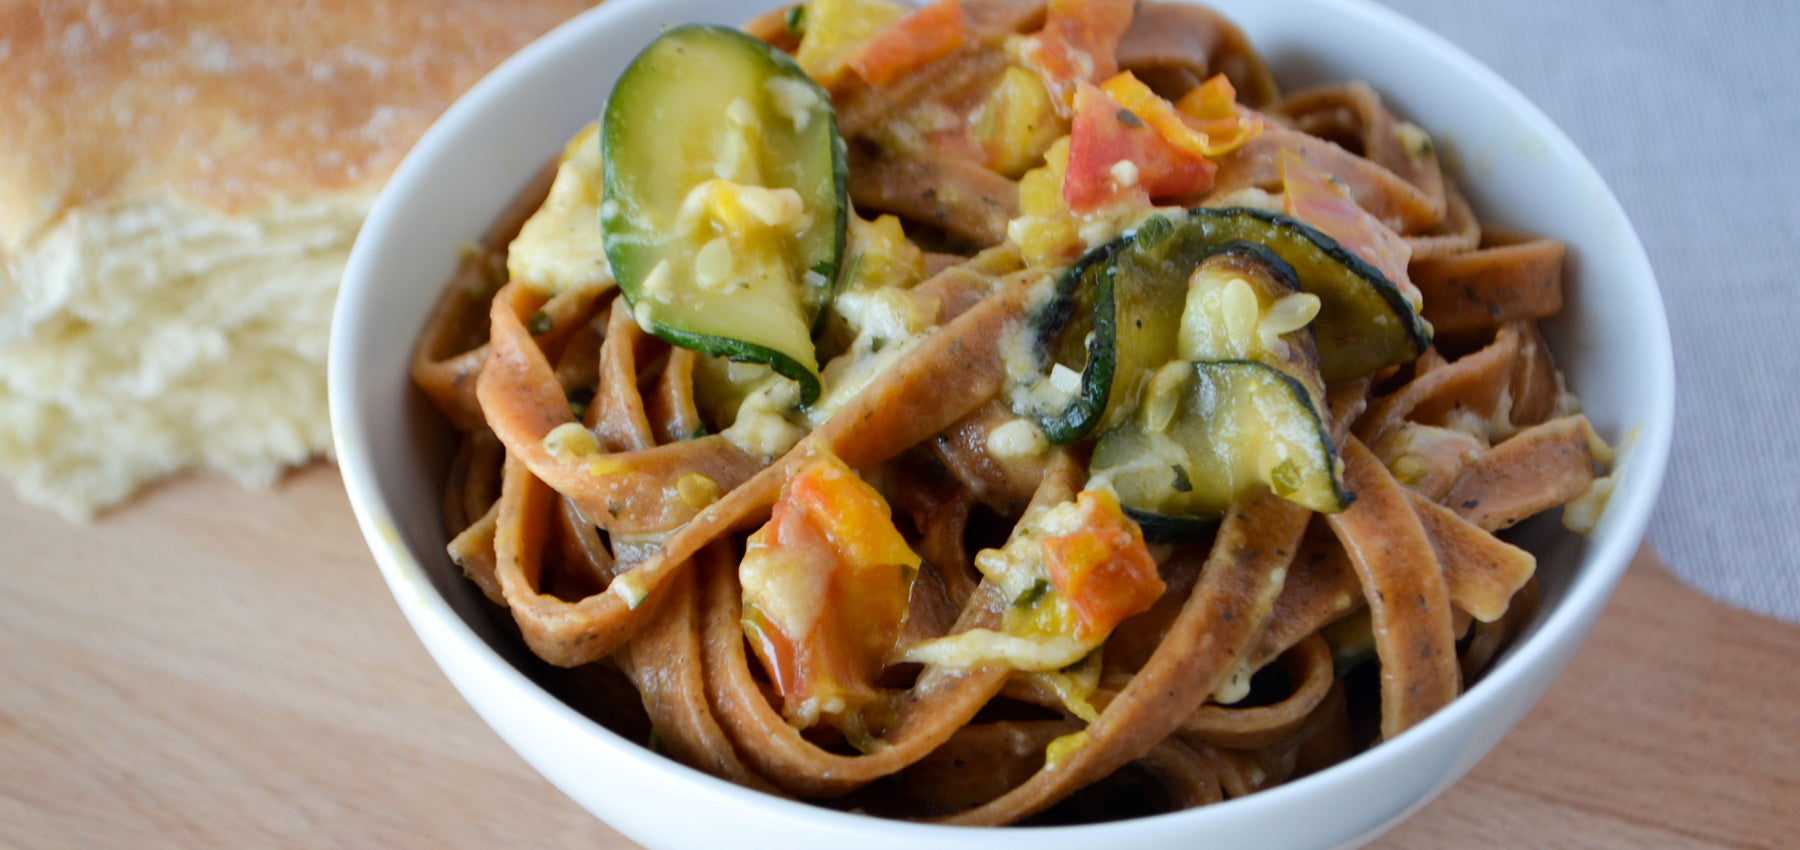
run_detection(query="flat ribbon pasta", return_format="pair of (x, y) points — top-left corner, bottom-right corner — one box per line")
(412, 0), (1611, 825)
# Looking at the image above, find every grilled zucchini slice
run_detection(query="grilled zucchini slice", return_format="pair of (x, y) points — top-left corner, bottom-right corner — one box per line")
(1089, 359), (1351, 534)
(601, 24), (848, 404)
(1031, 207), (1429, 442)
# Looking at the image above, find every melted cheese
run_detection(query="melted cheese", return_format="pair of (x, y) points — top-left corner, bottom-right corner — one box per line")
(987, 418), (1049, 459)
(901, 628), (1092, 671)
(508, 122), (614, 294)
(541, 422), (600, 460)
(765, 76), (822, 132)
(723, 375), (807, 459)
(740, 537), (833, 641)
(1565, 425), (1629, 536)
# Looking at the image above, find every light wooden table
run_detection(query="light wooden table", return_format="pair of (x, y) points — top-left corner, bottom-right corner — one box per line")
(4, 464), (1794, 848)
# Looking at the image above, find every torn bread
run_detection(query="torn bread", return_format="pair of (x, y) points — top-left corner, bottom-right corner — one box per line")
(0, 0), (596, 519)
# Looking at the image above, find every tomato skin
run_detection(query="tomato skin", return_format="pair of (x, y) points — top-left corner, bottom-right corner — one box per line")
(1063, 82), (1216, 213)
(1104, 72), (1261, 159)
(741, 500), (835, 705)
(739, 455), (918, 728)
(1174, 74), (1262, 152)
(1278, 150), (1419, 304)
(1018, 0), (1138, 111)
(849, 0), (965, 85)
(784, 460), (919, 570)
(1039, 490), (1164, 639)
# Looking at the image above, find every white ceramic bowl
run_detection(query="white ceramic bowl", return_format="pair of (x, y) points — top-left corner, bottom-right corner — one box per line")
(329, 0), (1675, 847)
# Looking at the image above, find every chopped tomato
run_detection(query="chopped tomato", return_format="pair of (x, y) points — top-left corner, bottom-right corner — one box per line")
(739, 455), (919, 729)
(1039, 490), (1164, 639)
(1279, 150), (1421, 305)
(1063, 81), (1216, 213)
(849, 0), (965, 85)
(784, 456), (920, 574)
(1017, 0), (1137, 113)
(1173, 73), (1262, 152)
(793, 0), (911, 88)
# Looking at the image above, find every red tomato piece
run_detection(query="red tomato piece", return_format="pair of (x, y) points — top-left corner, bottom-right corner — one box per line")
(849, 0), (966, 85)
(1040, 490), (1165, 639)
(1018, 0), (1137, 111)
(1063, 82), (1216, 213)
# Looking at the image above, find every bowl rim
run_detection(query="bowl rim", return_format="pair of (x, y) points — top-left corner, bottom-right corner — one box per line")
(328, 0), (1675, 841)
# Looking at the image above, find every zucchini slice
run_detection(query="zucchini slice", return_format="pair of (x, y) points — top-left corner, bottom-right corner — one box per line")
(1089, 359), (1352, 533)
(601, 24), (848, 404)
(1031, 207), (1430, 442)
(1031, 236), (1140, 444)
(1176, 207), (1430, 382)
(1174, 240), (1322, 377)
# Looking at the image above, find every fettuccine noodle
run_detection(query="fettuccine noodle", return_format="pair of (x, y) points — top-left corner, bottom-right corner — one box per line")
(411, 0), (1609, 824)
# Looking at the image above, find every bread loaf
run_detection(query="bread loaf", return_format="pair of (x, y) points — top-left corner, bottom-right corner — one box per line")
(0, 0), (595, 519)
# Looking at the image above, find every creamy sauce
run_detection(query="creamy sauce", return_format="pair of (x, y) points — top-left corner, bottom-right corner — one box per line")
(508, 122), (614, 294)
(723, 375), (808, 459)
(987, 417), (1050, 459)
(900, 499), (1105, 671)
(1565, 425), (1630, 535)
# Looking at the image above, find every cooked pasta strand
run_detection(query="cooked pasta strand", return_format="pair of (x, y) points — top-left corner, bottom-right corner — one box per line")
(1356, 323), (1522, 446)
(621, 546), (782, 792)
(940, 489), (1307, 825)
(1443, 416), (1603, 532)
(1210, 121), (1443, 234)
(412, 160), (559, 430)
(1413, 238), (1565, 336)
(1407, 490), (1536, 623)
(1274, 81), (1445, 222)
(1116, 0), (1278, 107)
(1178, 634), (1336, 749)
(1327, 437), (1460, 739)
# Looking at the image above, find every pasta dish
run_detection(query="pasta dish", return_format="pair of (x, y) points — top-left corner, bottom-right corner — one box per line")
(410, 0), (1611, 824)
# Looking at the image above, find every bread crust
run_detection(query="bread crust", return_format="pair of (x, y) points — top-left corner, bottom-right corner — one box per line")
(0, 0), (596, 247)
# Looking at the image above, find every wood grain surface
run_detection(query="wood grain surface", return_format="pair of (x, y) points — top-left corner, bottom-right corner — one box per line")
(3, 464), (1795, 849)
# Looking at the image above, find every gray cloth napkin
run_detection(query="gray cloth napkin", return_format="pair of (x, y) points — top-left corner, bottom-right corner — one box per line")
(1371, 0), (1800, 621)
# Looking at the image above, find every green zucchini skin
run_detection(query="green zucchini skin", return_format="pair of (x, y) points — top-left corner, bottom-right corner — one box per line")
(1123, 507), (1221, 545)
(1032, 237), (1126, 444)
(1030, 207), (1431, 443)
(600, 24), (848, 405)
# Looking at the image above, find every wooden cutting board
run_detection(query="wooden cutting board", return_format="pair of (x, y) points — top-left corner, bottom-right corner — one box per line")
(2, 463), (1794, 848)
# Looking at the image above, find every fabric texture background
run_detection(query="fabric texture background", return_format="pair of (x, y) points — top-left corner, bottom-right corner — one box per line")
(1371, 0), (1800, 620)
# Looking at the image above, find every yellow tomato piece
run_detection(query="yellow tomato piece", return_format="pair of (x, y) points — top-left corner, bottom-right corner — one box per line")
(1101, 71), (1260, 160)
(786, 456), (920, 571)
(973, 66), (1069, 178)
(1175, 73), (1263, 150)
(794, 0), (910, 87)
(1008, 137), (1084, 268)
(844, 213), (926, 292)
